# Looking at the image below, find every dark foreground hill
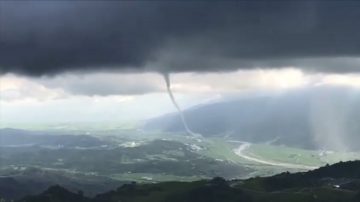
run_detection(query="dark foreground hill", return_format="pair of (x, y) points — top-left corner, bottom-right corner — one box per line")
(9, 160), (360, 202)
(0, 168), (122, 201)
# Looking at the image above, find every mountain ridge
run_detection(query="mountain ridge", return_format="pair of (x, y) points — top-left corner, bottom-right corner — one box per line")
(145, 87), (360, 151)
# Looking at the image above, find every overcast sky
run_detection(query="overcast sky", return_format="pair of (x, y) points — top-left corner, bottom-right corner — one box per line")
(1, 1), (360, 124)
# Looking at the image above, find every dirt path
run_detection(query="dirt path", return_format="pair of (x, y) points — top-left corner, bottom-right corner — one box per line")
(233, 142), (318, 170)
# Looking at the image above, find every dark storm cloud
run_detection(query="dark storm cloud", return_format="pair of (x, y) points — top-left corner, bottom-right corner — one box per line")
(1, 1), (360, 76)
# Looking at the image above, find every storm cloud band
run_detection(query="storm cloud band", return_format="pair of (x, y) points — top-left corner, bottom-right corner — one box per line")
(1, 1), (360, 76)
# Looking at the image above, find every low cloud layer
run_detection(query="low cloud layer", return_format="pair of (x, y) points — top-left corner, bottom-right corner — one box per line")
(0, 74), (66, 102)
(2, 69), (360, 101)
(1, 1), (360, 76)
(38, 73), (165, 96)
(2, 70), (360, 125)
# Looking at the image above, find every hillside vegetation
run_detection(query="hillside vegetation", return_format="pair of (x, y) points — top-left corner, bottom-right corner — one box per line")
(8, 161), (360, 202)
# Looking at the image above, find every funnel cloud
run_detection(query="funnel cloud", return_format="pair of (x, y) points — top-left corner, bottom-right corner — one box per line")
(163, 73), (198, 136)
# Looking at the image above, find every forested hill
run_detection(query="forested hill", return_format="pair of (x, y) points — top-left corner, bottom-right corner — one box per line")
(12, 160), (360, 202)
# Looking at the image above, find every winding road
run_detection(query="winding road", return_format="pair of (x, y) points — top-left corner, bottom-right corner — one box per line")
(233, 142), (318, 170)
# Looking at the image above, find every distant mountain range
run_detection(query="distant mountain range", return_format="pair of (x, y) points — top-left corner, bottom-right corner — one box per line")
(0, 128), (106, 148)
(145, 86), (360, 151)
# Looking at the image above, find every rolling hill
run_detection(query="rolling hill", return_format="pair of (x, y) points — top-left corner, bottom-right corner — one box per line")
(14, 160), (360, 202)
